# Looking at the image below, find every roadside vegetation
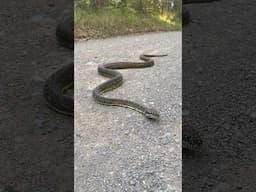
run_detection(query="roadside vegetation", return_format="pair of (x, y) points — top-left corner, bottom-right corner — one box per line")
(75, 0), (181, 39)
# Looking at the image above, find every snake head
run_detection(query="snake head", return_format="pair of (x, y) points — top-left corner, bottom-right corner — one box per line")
(145, 108), (160, 120)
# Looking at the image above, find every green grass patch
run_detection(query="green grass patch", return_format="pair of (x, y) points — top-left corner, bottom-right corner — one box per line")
(75, 7), (181, 39)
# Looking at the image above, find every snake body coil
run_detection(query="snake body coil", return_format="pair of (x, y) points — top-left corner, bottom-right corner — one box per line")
(93, 54), (167, 120)
(43, 16), (74, 116)
(43, 63), (74, 116)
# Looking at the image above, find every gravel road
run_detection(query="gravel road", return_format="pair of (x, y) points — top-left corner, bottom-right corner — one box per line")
(75, 32), (182, 192)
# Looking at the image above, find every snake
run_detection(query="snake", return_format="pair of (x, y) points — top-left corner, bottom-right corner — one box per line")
(43, 62), (74, 116)
(92, 54), (168, 120)
(44, 52), (203, 151)
(56, 16), (74, 49)
(45, 15), (203, 151)
(43, 15), (74, 116)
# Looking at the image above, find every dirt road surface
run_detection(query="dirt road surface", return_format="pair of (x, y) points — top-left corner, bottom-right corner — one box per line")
(75, 32), (182, 192)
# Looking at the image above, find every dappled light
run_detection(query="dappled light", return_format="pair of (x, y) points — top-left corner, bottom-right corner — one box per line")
(158, 13), (177, 25)
(75, 0), (181, 39)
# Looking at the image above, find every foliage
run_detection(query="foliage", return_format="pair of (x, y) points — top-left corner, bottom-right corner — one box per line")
(75, 0), (181, 15)
(75, 0), (181, 38)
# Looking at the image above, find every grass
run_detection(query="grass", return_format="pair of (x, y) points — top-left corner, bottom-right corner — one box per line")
(74, 7), (181, 39)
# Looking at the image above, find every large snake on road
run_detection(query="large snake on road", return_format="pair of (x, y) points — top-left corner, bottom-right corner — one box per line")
(44, 15), (203, 151)
(93, 54), (167, 120)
